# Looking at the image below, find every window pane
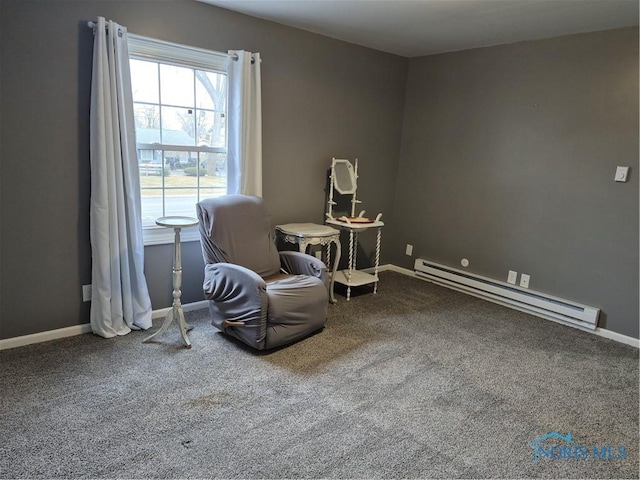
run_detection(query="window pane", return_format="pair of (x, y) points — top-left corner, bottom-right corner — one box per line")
(200, 152), (227, 180)
(138, 149), (154, 162)
(162, 150), (190, 172)
(141, 190), (163, 227)
(138, 148), (168, 226)
(138, 149), (164, 177)
(134, 104), (161, 141)
(164, 189), (198, 218)
(198, 187), (226, 201)
(160, 64), (194, 108)
(164, 151), (197, 187)
(130, 59), (159, 104)
(196, 110), (226, 148)
(195, 71), (226, 110)
(161, 106), (195, 146)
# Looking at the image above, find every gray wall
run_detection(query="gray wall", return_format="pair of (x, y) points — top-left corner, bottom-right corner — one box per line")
(0, 0), (407, 338)
(389, 27), (639, 338)
(1, 0), (637, 341)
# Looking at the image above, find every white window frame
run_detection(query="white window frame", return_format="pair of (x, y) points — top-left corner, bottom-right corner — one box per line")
(128, 34), (230, 245)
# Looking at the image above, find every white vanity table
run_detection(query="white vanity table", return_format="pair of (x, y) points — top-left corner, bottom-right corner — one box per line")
(326, 158), (384, 301)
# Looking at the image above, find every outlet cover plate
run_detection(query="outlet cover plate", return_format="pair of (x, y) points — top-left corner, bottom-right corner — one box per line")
(82, 284), (92, 302)
(615, 166), (629, 182)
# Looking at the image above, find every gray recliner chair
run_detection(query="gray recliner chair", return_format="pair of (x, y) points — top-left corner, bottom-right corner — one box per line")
(196, 195), (328, 350)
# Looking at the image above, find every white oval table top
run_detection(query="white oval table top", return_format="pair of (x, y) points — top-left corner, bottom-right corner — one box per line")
(276, 223), (340, 237)
(155, 216), (199, 228)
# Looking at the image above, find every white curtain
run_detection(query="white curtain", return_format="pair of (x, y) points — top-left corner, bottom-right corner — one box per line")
(89, 17), (152, 338)
(227, 50), (262, 196)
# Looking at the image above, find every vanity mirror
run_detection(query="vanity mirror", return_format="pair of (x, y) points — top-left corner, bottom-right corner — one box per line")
(332, 159), (357, 195)
(327, 158), (364, 220)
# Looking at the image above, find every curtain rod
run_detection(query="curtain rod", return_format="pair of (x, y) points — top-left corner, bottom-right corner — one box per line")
(86, 21), (245, 61)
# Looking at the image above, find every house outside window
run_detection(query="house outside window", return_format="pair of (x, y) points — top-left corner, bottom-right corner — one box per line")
(128, 35), (229, 244)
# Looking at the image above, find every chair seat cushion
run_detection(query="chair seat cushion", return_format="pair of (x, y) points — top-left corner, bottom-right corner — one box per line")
(265, 275), (328, 349)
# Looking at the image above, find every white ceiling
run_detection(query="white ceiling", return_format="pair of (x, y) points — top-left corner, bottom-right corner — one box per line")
(198, 0), (639, 57)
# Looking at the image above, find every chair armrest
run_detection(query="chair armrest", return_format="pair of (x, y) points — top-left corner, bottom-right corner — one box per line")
(203, 263), (266, 300)
(279, 251), (328, 289)
(203, 263), (268, 340)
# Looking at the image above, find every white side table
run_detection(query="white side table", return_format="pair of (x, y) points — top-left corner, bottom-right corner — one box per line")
(143, 216), (199, 349)
(275, 223), (341, 304)
(326, 218), (384, 301)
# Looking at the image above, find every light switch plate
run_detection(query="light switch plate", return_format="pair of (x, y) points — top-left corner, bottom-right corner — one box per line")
(615, 166), (629, 182)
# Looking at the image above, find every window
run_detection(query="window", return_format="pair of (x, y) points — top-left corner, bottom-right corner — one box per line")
(128, 35), (229, 244)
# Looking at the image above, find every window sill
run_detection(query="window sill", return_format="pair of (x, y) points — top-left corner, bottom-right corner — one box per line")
(143, 225), (201, 246)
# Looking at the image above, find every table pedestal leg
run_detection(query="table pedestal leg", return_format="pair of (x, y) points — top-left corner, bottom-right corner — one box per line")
(143, 226), (192, 349)
(297, 239), (340, 304)
(329, 239), (340, 304)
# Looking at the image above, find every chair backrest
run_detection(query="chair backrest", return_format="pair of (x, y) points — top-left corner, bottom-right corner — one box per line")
(196, 195), (281, 278)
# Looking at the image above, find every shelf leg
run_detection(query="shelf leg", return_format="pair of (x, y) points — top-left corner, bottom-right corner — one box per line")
(346, 230), (355, 301)
(373, 227), (381, 294)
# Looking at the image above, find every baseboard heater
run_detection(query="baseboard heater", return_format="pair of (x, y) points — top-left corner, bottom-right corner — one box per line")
(414, 259), (599, 332)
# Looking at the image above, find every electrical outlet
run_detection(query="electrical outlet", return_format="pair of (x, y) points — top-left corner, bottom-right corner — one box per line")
(615, 166), (629, 182)
(82, 284), (92, 302)
(405, 244), (413, 256)
(314, 250), (323, 260)
(520, 274), (530, 288)
(507, 270), (517, 285)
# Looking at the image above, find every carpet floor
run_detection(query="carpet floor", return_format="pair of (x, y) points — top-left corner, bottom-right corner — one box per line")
(0, 271), (638, 479)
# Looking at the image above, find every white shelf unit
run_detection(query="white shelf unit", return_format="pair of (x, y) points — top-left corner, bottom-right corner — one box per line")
(332, 269), (379, 287)
(326, 219), (384, 300)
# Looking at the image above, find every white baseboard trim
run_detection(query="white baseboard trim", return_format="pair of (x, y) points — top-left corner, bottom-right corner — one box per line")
(0, 323), (93, 351)
(362, 263), (416, 277)
(3, 268), (637, 349)
(593, 328), (640, 348)
(0, 300), (211, 351)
